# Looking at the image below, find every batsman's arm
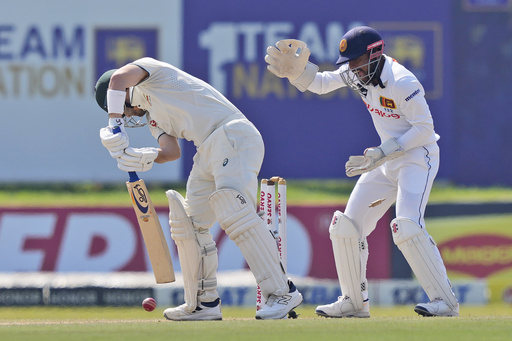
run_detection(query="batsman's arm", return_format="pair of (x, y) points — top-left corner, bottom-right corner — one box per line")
(154, 133), (181, 163)
(107, 65), (148, 119)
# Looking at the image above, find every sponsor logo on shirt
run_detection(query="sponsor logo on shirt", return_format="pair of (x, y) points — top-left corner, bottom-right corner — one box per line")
(363, 101), (400, 119)
(144, 94), (152, 106)
(405, 89), (420, 102)
(379, 96), (396, 109)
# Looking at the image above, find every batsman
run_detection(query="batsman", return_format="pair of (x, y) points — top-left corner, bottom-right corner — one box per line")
(265, 26), (458, 317)
(95, 58), (302, 320)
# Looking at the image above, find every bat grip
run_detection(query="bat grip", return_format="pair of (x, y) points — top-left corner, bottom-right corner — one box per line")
(111, 126), (140, 182)
(128, 171), (140, 182)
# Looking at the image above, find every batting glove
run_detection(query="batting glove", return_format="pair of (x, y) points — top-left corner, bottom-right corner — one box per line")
(117, 147), (159, 172)
(100, 126), (129, 158)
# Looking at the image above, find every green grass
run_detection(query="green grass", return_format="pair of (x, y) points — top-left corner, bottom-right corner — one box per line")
(0, 305), (511, 341)
(1, 180), (512, 207)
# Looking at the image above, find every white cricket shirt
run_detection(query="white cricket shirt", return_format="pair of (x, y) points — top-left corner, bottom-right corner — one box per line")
(307, 55), (439, 151)
(129, 57), (245, 146)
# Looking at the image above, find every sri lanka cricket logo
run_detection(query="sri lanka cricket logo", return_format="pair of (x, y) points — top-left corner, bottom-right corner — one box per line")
(339, 39), (347, 53)
(379, 96), (396, 109)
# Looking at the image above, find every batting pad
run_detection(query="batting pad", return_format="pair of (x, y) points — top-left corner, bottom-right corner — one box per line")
(391, 218), (458, 308)
(195, 231), (219, 303)
(167, 190), (201, 311)
(329, 211), (366, 311)
(209, 189), (288, 299)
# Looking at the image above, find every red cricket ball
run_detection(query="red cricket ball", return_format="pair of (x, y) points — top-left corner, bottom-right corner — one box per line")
(142, 297), (157, 312)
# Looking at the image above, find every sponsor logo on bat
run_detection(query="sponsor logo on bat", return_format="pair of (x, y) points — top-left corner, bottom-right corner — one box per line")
(131, 184), (149, 214)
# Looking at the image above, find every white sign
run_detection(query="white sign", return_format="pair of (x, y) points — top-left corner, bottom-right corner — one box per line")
(0, 0), (183, 182)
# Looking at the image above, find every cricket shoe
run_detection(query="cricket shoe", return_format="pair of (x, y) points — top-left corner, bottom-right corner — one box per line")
(255, 280), (303, 320)
(414, 298), (459, 317)
(315, 296), (370, 318)
(163, 298), (222, 321)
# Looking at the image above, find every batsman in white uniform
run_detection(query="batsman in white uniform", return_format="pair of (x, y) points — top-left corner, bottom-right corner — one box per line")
(94, 57), (302, 320)
(265, 26), (458, 317)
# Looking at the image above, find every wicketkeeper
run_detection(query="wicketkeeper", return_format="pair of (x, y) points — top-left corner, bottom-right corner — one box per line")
(95, 57), (302, 320)
(265, 26), (458, 317)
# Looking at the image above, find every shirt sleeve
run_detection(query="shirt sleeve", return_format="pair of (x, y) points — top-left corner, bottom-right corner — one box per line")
(147, 113), (166, 140)
(130, 58), (162, 87)
(394, 77), (437, 150)
(306, 67), (348, 94)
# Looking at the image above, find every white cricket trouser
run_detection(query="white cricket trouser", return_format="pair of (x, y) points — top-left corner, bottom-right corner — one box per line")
(341, 142), (454, 303)
(185, 118), (264, 229)
(345, 142), (440, 237)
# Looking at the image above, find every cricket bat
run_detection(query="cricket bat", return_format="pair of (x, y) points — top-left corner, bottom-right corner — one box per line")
(111, 125), (175, 283)
(126, 171), (175, 283)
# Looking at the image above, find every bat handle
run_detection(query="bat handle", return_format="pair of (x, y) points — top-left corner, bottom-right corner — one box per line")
(111, 126), (139, 182)
(128, 171), (140, 182)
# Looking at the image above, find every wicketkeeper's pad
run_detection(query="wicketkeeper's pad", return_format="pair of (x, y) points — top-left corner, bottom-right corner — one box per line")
(391, 218), (458, 307)
(329, 211), (367, 311)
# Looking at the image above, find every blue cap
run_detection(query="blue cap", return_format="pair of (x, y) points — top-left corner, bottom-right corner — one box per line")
(336, 26), (383, 65)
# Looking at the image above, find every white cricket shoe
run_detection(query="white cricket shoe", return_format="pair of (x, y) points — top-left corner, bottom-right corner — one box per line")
(255, 280), (303, 320)
(163, 298), (222, 321)
(414, 298), (459, 317)
(315, 296), (370, 318)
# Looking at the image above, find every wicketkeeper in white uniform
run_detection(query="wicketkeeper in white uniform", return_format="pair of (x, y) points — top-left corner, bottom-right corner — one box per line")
(265, 26), (458, 317)
(94, 57), (302, 320)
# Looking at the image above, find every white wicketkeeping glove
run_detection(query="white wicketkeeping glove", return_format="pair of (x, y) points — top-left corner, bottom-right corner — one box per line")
(117, 147), (158, 172)
(99, 125), (129, 158)
(265, 39), (309, 81)
(345, 138), (405, 177)
(265, 39), (319, 91)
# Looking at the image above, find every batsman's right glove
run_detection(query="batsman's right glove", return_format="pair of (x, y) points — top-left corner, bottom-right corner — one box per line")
(117, 147), (158, 172)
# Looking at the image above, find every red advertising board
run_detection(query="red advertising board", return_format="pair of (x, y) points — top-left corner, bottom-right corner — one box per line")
(0, 206), (392, 279)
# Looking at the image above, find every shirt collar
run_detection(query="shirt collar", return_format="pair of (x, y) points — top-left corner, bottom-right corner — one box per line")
(128, 87), (134, 105)
(378, 54), (391, 86)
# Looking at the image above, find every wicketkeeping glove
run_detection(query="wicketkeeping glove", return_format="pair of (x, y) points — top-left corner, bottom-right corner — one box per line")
(345, 138), (405, 177)
(265, 39), (311, 81)
(100, 125), (129, 158)
(265, 39), (319, 91)
(117, 147), (158, 172)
